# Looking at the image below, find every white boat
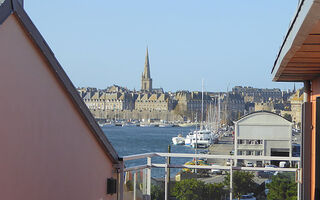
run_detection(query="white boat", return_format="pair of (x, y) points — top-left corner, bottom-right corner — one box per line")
(159, 123), (173, 128)
(179, 122), (196, 127)
(121, 122), (136, 127)
(185, 131), (194, 146)
(102, 122), (115, 128)
(139, 123), (155, 127)
(172, 134), (185, 145)
(191, 129), (214, 148)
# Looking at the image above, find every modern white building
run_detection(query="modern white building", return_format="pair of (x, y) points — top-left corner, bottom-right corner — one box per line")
(234, 111), (293, 166)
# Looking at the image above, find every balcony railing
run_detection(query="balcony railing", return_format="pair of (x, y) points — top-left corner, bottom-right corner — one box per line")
(118, 152), (301, 200)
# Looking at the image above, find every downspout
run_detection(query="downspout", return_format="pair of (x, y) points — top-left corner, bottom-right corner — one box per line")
(302, 80), (311, 200)
(304, 81), (311, 103)
(115, 158), (124, 200)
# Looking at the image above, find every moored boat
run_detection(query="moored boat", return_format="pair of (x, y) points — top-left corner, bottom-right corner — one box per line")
(172, 134), (185, 145)
(102, 122), (115, 128)
(159, 123), (173, 128)
(140, 123), (155, 127)
(191, 129), (213, 148)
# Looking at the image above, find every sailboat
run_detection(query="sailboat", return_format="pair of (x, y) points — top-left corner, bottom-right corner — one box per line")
(189, 80), (215, 148)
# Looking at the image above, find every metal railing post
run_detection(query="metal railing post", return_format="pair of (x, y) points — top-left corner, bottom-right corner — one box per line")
(147, 157), (152, 200)
(134, 171), (137, 200)
(297, 161), (301, 200)
(119, 160), (124, 200)
(143, 169), (147, 195)
(230, 159), (233, 200)
(165, 157), (168, 200)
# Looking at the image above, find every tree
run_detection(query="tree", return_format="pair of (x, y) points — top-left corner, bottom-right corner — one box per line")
(283, 113), (292, 122)
(173, 179), (207, 200)
(266, 172), (297, 200)
(173, 179), (225, 200)
(207, 182), (226, 199)
(151, 184), (164, 200)
(224, 171), (257, 199)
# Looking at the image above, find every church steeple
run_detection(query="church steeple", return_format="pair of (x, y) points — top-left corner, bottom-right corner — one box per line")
(143, 47), (151, 78)
(141, 46), (152, 92)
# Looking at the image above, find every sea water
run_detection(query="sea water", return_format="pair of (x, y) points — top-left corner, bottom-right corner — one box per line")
(103, 126), (198, 177)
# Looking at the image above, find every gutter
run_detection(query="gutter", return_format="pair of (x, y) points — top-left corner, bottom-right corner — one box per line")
(271, 0), (305, 74)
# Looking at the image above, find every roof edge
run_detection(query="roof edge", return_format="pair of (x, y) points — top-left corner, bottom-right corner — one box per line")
(271, 0), (305, 79)
(271, 0), (320, 81)
(1, 0), (120, 163)
(0, 0), (12, 24)
(235, 110), (292, 124)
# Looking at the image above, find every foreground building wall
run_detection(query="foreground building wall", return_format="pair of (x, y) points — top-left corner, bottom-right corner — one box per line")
(271, 0), (320, 198)
(0, 2), (119, 199)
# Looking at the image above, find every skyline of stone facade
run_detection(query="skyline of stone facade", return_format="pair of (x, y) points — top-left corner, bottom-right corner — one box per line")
(77, 49), (301, 124)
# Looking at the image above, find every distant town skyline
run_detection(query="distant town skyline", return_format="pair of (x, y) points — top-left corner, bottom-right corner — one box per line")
(25, 0), (302, 92)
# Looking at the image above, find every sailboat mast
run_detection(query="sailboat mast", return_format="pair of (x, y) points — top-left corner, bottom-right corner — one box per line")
(201, 79), (204, 130)
(218, 95), (221, 128)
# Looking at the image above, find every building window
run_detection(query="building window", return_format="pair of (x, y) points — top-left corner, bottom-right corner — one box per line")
(247, 151), (252, 155)
(254, 140), (262, 144)
(238, 139), (243, 144)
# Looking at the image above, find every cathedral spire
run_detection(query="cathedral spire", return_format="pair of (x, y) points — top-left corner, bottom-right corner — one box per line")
(144, 46), (151, 78)
(141, 46), (152, 92)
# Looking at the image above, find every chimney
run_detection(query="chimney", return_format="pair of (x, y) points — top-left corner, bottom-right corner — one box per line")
(18, 0), (23, 7)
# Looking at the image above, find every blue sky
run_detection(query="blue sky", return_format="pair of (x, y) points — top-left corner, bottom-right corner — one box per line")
(25, 0), (301, 92)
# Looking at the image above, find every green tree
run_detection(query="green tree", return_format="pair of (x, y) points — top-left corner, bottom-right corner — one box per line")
(224, 171), (257, 199)
(173, 179), (207, 200)
(267, 172), (297, 200)
(283, 113), (292, 122)
(151, 184), (164, 200)
(173, 179), (225, 200)
(207, 182), (226, 199)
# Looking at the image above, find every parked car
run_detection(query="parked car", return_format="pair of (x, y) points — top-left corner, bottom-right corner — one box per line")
(225, 159), (232, 166)
(265, 164), (278, 168)
(210, 164), (223, 175)
(279, 161), (289, 168)
(233, 193), (256, 200)
(246, 162), (254, 167)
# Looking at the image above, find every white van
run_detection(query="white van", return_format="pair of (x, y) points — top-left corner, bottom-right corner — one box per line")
(279, 161), (287, 168)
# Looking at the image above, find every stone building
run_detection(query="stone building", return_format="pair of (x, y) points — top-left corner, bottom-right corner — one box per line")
(288, 89), (303, 126)
(135, 93), (173, 111)
(233, 86), (285, 103)
(141, 47), (152, 92)
(220, 92), (245, 122)
(82, 91), (134, 111)
(106, 84), (130, 93)
(174, 91), (213, 121)
(254, 102), (274, 112)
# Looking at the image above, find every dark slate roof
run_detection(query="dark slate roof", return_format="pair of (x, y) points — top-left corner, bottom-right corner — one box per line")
(0, 0), (120, 164)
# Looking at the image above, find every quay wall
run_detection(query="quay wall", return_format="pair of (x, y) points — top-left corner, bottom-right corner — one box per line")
(89, 109), (184, 121)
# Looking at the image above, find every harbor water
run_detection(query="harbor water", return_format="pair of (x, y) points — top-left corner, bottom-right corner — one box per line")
(102, 126), (199, 177)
